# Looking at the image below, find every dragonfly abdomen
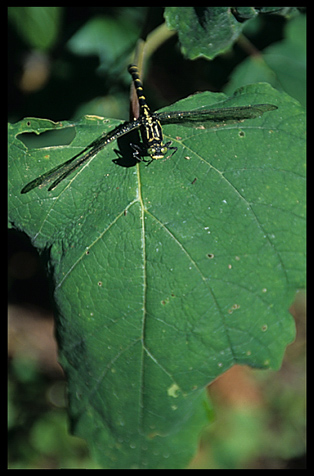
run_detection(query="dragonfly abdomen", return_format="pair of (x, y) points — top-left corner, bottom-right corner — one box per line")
(128, 64), (151, 118)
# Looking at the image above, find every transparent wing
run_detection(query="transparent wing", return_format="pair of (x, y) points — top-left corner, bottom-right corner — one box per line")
(157, 104), (277, 128)
(21, 119), (142, 193)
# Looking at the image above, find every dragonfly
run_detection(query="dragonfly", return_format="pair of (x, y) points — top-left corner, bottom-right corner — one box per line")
(21, 64), (277, 193)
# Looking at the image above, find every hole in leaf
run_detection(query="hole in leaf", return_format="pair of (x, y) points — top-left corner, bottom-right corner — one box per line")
(17, 127), (76, 149)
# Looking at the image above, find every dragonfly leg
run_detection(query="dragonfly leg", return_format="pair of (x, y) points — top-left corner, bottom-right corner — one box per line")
(163, 143), (178, 161)
(130, 143), (154, 165)
(130, 143), (146, 162)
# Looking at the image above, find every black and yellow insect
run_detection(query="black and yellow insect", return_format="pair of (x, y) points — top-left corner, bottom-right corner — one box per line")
(21, 64), (277, 193)
(127, 64), (177, 162)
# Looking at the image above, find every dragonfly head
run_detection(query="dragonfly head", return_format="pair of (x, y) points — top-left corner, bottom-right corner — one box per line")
(147, 141), (175, 160)
(147, 144), (168, 160)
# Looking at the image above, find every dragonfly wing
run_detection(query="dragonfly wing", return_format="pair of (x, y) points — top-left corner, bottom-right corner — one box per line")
(85, 119), (142, 150)
(21, 156), (80, 194)
(157, 104), (277, 128)
(46, 120), (142, 191)
(21, 119), (142, 193)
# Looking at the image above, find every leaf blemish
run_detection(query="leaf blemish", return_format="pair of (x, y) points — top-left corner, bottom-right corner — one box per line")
(228, 303), (240, 314)
(167, 383), (180, 398)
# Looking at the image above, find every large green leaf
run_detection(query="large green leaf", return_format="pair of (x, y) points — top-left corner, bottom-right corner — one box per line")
(8, 83), (305, 468)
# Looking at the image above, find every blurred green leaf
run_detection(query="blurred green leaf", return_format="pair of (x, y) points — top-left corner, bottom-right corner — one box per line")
(262, 14), (306, 107)
(8, 6), (62, 51)
(164, 7), (244, 59)
(224, 14), (306, 107)
(8, 83), (305, 468)
(164, 7), (300, 60)
(66, 16), (139, 71)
